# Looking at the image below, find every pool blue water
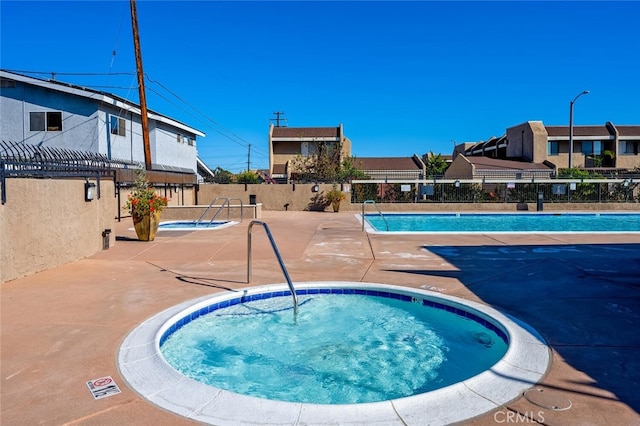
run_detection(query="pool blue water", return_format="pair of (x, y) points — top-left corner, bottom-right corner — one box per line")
(158, 220), (229, 229)
(365, 213), (640, 233)
(160, 293), (508, 404)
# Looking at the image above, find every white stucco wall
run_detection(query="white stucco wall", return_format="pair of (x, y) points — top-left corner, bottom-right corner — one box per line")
(1, 82), (100, 152)
(1, 75), (202, 173)
(152, 121), (197, 172)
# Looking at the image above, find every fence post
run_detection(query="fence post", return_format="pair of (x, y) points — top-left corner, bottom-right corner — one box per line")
(1, 160), (5, 204)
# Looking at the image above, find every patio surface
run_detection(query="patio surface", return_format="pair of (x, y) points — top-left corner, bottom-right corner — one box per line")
(1, 210), (639, 425)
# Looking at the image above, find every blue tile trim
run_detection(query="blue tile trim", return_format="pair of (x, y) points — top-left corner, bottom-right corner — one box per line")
(159, 288), (510, 347)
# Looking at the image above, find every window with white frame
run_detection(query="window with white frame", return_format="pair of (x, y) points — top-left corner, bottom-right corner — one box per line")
(110, 116), (126, 136)
(29, 111), (62, 131)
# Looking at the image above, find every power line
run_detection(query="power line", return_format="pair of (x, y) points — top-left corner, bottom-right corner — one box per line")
(145, 76), (262, 149)
(4, 69), (136, 77)
(144, 85), (259, 150)
(5, 68), (271, 169)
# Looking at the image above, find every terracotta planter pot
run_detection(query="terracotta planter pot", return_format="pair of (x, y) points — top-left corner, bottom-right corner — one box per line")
(132, 211), (161, 241)
(332, 201), (341, 212)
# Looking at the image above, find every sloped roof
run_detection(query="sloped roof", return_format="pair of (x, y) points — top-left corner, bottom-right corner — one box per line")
(545, 125), (612, 137)
(272, 126), (340, 138)
(465, 135), (507, 154)
(196, 157), (215, 180)
(467, 156), (552, 171)
(0, 69), (205, 137)
(616, 125), (640, 137)
(353, 156), (423, 171)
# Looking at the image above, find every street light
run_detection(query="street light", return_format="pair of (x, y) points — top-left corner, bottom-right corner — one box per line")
(569, 90), (589, 170)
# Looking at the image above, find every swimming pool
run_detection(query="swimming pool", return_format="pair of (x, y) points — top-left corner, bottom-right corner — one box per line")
(118, 282), (550, 425)
(156, 220), (237, 231)
(362, 212), (640, 233)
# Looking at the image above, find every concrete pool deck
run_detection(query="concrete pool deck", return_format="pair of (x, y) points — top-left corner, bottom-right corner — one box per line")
(1, 210), (639, 425)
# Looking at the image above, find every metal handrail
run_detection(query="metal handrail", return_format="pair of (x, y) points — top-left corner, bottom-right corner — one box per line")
(362, 200), (389, 231)
(196, 197), (225, 224)
(247, 220), (298, 315)
(198, 197), (245, 226)
(208, 198), (244, 225)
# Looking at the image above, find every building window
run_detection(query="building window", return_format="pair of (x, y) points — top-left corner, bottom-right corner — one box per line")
(30, 112), (45, 131)
(548, 141), (559, 155)
(0, 78), (16, 88)
(110, 116), (126, 136)
(620, 140), (639, 155)
(29, 111), (62, 131)
(581, 141), (602, 155)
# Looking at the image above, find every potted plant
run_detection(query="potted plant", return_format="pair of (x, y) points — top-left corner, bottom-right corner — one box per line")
(325, 184), (346, 212)
(124, 170), (168, 241)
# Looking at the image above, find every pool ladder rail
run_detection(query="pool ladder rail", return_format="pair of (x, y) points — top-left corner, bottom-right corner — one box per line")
(196, 197), (244, 227)
(247, 220), (299, 315)
(362, 200), (389, 231)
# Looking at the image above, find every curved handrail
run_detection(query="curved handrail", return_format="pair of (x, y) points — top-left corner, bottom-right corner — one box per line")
(196, 196), (226, 224)
(198, 197), (245, 226)
(207, 198), (245, 225)
(247, 220), (298, 314)
(361, 200), (389, 231)
(230, 198), (244, 221)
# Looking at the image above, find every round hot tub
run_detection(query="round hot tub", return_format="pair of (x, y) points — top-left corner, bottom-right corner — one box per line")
(118, 282), (550, 425)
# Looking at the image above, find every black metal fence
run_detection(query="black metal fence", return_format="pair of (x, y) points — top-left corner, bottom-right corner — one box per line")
(351, 180), (640, 204)
(1, 140), (139, 204)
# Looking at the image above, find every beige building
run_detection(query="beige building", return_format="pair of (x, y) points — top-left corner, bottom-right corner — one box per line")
(352, 156), (426, 180)
(445, 155), (554, 180)
(268, 124), (352, 183)
(463, 121), (640, 170)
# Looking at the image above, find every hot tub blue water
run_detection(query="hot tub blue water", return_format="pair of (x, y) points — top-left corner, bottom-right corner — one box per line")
(118, 282), (550, 425)
(157, 220), (236, 231)
(160, 290), (508, 404)
(363, 212), (640, 233)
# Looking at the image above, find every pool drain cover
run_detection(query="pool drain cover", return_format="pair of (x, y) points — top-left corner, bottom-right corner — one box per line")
(524, 388), (572, 411)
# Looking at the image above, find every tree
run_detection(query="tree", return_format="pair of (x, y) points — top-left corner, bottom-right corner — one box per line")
(290, 142), (365, 183)
(236, 170), (260, 184)
(422, 151), (448, 177)
(209, 167), (234, 184)
(587, 149), (616, 167)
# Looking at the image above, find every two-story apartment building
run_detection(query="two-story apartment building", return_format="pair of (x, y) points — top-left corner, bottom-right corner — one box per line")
(0, 70), (205, 174)
(268, 124), (352, 183)
(463, 121), (640, 171)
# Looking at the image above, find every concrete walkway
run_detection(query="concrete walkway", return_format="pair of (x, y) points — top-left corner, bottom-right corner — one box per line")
(1, 211), (639, 425)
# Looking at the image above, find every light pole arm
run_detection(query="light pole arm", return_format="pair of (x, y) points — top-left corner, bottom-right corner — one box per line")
(568, 90), (589, 171)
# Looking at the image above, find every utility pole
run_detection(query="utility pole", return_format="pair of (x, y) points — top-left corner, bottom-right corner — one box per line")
(270, 111), (288, 127)
(247, 144), (251, 171)
(130, 0), (152, 171)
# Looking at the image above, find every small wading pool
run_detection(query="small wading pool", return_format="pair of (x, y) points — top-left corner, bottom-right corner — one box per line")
(156, 220), (237, 231)
(362, 212), (640, 233)
(119, 282), (550, 425)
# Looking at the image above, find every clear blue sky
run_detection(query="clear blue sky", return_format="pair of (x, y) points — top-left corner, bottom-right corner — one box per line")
(2, 1), (639, 173)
